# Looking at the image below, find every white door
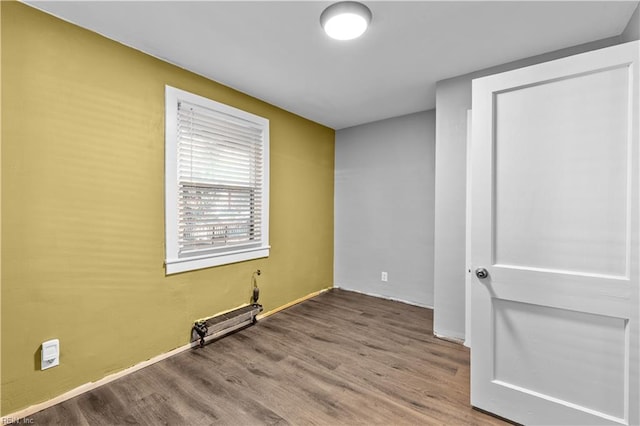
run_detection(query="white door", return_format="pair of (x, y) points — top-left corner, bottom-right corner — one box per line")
(470, 41), (639, 425)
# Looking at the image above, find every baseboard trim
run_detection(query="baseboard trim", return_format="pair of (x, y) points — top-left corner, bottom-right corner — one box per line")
(258, 287), (332, 319)
(333, 286), (433, 310)
(1, 342), (194, 424)
(1, 287), (331, 423)
(433, 331), (466, 345)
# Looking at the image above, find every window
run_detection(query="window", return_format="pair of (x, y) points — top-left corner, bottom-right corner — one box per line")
(165, 86), (269, 274)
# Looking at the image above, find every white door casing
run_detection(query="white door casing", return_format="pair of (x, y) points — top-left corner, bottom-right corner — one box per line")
(470, 41), (639, 425)
(465, 108), (473, 349)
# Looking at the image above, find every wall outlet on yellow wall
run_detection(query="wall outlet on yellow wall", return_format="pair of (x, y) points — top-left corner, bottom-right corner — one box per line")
(41, 339), (60, 370)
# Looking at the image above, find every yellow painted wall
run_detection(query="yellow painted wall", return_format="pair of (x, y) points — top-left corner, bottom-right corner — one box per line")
(1, 2), (334, 415)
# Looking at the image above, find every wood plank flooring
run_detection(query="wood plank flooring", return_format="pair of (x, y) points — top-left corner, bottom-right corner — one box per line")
(28, 289), (510, 425)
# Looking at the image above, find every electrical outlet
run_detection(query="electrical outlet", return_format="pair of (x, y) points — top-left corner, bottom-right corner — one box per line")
(381, 272), (388, 282)
(41, 339), (60, 370)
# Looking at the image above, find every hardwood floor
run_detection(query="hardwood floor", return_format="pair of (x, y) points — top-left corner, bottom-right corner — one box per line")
(28, 289), (510, 425)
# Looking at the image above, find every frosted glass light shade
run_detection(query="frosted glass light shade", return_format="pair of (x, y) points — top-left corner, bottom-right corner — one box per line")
(320, 2), (372, 41)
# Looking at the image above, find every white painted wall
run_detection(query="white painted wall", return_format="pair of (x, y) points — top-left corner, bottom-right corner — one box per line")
(622, 3), (640, 43)
(433, 36), (624, 341)
(334, 111), (435, 307)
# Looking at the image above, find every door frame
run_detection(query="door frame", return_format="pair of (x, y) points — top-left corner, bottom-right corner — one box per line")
(464, 109), (473, 349)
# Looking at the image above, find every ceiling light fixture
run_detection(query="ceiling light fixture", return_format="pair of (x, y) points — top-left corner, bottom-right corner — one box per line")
(320, 1), (372, 41)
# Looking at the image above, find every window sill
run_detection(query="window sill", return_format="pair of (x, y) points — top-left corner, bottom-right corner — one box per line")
(165, 246), (270, 274)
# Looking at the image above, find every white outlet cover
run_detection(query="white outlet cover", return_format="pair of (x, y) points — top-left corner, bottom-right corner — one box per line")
(41, 339), (60, 370)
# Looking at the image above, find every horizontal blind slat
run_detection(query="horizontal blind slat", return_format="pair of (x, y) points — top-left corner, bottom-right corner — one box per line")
(178, 113), (262, 142)
(179, 101), (263, 135)
(177, 127), (262, 151)
(177, 157), (261, 175)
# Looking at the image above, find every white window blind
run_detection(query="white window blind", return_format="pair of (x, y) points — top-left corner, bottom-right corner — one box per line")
(165, 86), (269, 274)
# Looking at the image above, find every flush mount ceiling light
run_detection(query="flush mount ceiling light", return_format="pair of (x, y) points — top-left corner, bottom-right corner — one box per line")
(320, 1), (372, 41)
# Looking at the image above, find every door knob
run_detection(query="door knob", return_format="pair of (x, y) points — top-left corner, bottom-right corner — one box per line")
(475, 268), (489, 279)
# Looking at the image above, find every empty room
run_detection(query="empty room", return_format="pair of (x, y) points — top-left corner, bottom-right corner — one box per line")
(1, 1), (639, 425)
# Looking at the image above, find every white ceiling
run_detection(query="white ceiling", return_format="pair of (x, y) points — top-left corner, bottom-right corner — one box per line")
(24, 1), (638, 129)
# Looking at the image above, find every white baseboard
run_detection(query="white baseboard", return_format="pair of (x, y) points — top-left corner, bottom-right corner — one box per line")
(1, 288), (331, 424)
(333, 285), (434, 309)
(433, 330), (466, 345)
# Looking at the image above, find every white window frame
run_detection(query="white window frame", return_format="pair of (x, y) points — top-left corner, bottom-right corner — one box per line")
(165, 86), (269, 274)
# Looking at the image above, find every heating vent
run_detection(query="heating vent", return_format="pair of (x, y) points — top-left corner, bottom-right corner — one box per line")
(192, 304), (263, 348)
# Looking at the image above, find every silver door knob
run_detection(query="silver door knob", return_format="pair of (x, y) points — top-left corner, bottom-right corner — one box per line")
(475, 268), (489, 279)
